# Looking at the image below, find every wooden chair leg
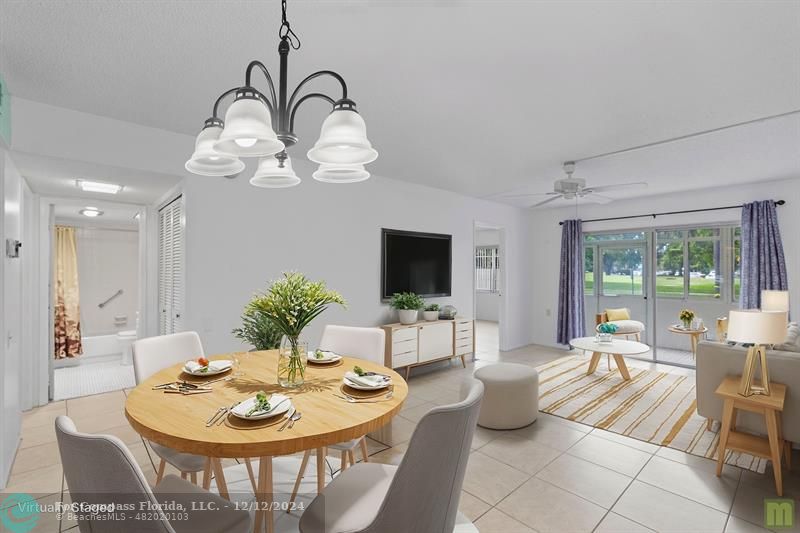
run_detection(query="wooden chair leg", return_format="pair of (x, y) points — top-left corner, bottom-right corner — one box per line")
(316, 447), (326, 494)
(706, 418), (714, 431)
(288, 450), (311, 511)
(244, 458), (258, 493)
(359, 437), (369, 463)
(156, 458), (167, 484)
(202, 458), (212, 489)
(347, 449), (356, 466)
(181, 471), (188, 480)
(340, 450), (349, 471)
(210, 458), (230, 500)
(190, 472), (197, 484)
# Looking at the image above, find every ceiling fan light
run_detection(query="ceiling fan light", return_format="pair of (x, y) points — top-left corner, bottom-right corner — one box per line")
(249, 155), (301, 188)
(214, 91), (284, 157)
(185, 121), (246, 176)
(312, 162), (370, 184)
(307, 101), (377, 165)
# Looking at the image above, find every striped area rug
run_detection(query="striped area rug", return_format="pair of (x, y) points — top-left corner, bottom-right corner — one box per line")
(536, 355), (768, 473)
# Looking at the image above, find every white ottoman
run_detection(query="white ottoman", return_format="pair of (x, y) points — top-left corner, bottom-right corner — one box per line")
(472, 363), (539, 430)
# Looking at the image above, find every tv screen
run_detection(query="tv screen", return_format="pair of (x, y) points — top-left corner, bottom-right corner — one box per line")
(381, 229), (452, 299)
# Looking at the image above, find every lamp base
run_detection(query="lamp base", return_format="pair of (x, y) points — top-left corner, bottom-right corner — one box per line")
(738, 344), (771, 397)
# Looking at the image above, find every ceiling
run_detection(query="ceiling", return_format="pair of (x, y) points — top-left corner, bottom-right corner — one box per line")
(52, 198), (140, 228)
(2, 0), (799, 205)
(12, 152), (181, 204)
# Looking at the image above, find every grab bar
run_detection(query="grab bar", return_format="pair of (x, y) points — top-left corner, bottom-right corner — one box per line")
(99, 289), (123, 309)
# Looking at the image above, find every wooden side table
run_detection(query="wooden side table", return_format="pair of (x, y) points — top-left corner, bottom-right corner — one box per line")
(714, 375), (789, 496)
(667, 325), (708, 357)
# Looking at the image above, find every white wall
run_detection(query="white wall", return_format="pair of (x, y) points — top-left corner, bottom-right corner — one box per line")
(1, 149), (24, 487)
(528, 177), (800, 348)
(62, 225), (139, 336)
(181, 160), (532, 354)
(475, 229), (501, 322)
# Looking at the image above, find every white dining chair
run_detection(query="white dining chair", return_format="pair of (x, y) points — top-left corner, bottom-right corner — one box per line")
(133, 332), (257, 492)
(55, 415), (251, 533)
(299, 379), (484, 532)
(289, 325), (385, 504)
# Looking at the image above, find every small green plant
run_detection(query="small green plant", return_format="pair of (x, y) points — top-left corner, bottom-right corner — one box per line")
(598, 322), (618, 334)
(390, 292), (424, 310)
(679, 308), (695, 326)
(425, 303), (440, 312)
(232, 304), (283, 351)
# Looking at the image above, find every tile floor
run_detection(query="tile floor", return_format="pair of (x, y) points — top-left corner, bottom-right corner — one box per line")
(4, 323), (798, 533)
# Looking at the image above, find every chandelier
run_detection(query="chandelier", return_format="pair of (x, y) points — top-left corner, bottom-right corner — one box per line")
(185, 0), (377, 187)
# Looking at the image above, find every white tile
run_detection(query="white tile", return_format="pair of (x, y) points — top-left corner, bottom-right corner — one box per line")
(567, 434), (652, 477)
(725, 516), (771, 533)
(536, 453), (631, 509)
(479, 434), (561, 475)
(462, 451), (531, 506)
(473, 508), (536, 533)
(457, 490), (491, 523)
(731, 482), (800, 532)
(595, 512), (655, 533)
(497, 477), (606, 533)
(589, 427), (660, 454)
(506, 417), (587, 451)
(656, 445), (743, 478)
(637, 455), (738, 512)
(613, 480), (728, 533)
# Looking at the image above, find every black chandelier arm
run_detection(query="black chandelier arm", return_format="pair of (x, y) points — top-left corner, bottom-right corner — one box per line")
(288, 93), (336, 132)
(287, 70), (348, 114)
(244, 60), (278, 109)
(212, 87), (241, 119)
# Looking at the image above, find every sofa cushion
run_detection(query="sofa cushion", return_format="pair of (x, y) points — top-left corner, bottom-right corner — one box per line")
(605, 308), (631, 321)
(596, 319), (644, 334)
(776, 322), (800, 352)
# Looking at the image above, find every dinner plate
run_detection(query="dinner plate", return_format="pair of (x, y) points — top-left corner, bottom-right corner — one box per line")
(307, 350), (343, 364)
(182, 360), (233, 376)
(231, 394), (292, 421)
(343, 372), (392, 391)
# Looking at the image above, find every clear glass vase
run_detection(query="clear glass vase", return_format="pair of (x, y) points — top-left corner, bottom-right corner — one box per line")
(278, 336), (307, 388)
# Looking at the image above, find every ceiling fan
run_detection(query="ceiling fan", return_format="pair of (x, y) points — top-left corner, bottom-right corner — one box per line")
(506, 162), (647, 208)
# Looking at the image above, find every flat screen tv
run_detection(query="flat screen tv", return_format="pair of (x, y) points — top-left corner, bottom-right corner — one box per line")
(381, 228), (452, 299)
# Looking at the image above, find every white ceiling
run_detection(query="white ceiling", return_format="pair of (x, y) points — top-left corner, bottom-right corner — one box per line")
(2, 0), (799, 204)
(12, 152), (181, 204)
(52, 198), (140, 228)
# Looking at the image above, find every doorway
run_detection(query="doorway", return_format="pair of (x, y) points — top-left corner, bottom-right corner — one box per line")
(46, 199), (146, 400)
(473, 223), (504, 359)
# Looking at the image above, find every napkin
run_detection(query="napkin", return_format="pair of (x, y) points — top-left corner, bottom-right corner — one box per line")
(232, 393), (289, 417)
(344, 371), (390, 388)
(312, 350), (340, 360)
(184, 360), (232, 373)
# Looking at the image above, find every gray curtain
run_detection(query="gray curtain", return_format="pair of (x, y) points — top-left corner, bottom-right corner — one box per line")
(740, 200), (788, 309)
(557, 219), (585, 344)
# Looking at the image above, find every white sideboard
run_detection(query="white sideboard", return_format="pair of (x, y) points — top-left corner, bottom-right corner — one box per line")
(382, 318), (475, 378)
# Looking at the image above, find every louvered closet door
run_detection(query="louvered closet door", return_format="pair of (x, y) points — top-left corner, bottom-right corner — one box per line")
(158, 196), (183, 335)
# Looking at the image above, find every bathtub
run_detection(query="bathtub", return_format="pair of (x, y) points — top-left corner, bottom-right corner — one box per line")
(54, 334), (124, 368)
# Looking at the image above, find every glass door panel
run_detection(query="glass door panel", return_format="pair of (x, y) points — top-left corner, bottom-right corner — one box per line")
(597, 245), (649, 345)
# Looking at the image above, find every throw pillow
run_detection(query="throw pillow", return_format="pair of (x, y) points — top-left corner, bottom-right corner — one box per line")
(775, 322), (800, 353)
(605, 308), (631, 321)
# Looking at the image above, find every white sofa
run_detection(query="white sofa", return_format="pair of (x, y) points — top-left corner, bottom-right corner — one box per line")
(696, 340), (800, 444)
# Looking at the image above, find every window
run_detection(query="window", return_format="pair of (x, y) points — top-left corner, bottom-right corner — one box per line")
(656, 231), (684, 297)
(733, 227), (741, 301)
(600, 247), (644, 295)
(584, 246), (594, 295)
(475, 246), (500, 292)
(158, 196), (184, 335)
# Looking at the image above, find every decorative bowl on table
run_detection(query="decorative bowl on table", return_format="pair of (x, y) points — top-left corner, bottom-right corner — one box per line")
(596, 333), (613, 343)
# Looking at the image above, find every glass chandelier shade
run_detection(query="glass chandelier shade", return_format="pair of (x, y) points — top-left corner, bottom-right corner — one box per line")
(312, 162), (370, 183)
(249, 154), (301, 188)
(185, 123), (246, 176)
(214, 94), (285, 157)
(307, 106), (378, 165)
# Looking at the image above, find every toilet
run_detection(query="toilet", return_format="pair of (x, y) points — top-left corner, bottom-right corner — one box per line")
(118, 329), (138, 366)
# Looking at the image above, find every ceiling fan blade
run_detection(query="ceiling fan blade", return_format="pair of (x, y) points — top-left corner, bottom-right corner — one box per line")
(582, 193), (614, 204)
(585, 182), (647, 193)
(529, 195), (563, 208)
(499, 191), (560, 198)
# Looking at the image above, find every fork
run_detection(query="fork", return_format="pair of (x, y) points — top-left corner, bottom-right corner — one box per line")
(277, 407), (296, 432)
(215, 401), (242, 425)
(206, 406), (226, 427)
(288, 411), (302, 429)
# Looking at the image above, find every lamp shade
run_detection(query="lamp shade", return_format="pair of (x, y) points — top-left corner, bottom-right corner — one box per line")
(249, 155), (301, 188)
(307, 108), (378, 165)
(185, 124), (246, 176)
(761, 290), (790, 312)
(214, 95), (284, 157)
(727, 310), (788, 345)
(312, 163), (370, 183)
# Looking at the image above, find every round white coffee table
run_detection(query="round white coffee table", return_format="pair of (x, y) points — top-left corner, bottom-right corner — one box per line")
(569, 337), (650, 381)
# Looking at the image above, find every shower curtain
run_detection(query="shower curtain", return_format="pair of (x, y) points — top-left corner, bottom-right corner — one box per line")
(54, 225), (83, 358)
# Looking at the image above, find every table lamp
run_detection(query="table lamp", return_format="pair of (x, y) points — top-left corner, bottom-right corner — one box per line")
(727, 310), (788, 396)
(761, 290), (790, 312)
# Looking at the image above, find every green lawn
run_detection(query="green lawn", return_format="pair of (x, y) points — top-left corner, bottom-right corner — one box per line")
(585, 273), (739, 298)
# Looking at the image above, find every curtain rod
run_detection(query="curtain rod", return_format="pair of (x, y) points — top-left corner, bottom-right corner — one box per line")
(558, 200), (785, 226)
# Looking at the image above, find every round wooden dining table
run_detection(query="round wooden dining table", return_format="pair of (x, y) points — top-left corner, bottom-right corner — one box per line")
(125, 350), (408, 533)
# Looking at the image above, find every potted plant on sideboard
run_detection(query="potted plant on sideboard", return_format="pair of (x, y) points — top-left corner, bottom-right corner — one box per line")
(390, 292), (424, 325)
(423, 303), (440, 321)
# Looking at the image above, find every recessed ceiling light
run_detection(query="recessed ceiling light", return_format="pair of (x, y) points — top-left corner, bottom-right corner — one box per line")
(79, 208), (104, 217)
(76, 180), (123, 194)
